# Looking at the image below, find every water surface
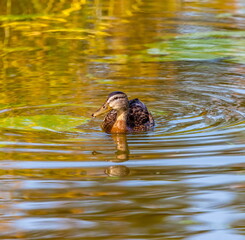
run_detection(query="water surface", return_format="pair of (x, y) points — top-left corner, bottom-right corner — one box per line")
(0, 0), (245, 239)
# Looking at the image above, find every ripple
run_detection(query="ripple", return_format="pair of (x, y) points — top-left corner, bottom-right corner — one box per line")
(152, 81), (244, 138)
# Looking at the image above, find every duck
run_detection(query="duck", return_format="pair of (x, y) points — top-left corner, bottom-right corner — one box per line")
(92, 91), (155, 133)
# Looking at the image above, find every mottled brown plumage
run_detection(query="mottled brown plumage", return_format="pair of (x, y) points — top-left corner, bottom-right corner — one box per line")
(92, 92), (155, 133)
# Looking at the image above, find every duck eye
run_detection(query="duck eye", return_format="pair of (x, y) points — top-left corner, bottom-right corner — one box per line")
(114, 97), (119, 100)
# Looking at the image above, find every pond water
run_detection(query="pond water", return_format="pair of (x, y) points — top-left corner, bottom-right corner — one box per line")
(0, 0), (245, 239)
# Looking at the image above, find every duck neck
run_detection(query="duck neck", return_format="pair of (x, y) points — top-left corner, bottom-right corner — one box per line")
(111, 109), (128, 133)
(118, 108), (128, 119)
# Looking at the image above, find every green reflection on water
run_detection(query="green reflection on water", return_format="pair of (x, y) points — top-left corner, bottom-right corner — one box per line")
(145, 31), (245, 64)
(0, 114), (89, 131)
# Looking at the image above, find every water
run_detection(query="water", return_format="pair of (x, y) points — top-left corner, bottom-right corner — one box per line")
(0, 0), (245, 239)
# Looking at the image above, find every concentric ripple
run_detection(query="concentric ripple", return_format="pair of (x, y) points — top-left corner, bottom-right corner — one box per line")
(0, 65), (244, 165)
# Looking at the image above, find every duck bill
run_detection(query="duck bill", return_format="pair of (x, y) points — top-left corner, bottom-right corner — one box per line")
(92, 102), (111, 118)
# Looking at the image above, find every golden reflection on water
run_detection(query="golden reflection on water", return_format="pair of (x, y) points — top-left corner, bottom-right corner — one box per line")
(0, 0), (245, 239)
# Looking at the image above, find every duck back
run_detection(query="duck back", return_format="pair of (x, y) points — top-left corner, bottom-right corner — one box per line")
(127, 98), (155, 132)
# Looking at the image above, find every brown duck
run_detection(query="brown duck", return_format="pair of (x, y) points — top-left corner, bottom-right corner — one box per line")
(92, 91), (155, 133)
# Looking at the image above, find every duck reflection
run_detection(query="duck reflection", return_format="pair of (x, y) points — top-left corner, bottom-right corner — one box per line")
(105, 134), (131, 176)
(111, 133), (129, 162)
(91, 133), (130, 162)
(105, 165), (130, 177)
